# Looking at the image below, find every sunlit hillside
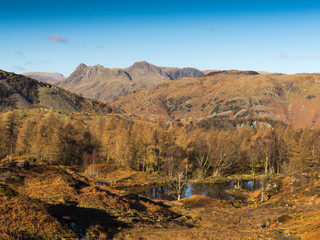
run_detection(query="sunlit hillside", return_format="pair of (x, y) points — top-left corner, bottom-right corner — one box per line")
(113, 71), (320, 127)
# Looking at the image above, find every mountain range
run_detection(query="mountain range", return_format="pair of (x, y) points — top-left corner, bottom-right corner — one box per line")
(4, 62), (320, 127)
(56, 61), (204, 102)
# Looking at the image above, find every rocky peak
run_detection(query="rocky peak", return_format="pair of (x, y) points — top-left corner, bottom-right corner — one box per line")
(76, 63), (87, 71)
(94, 64), (104, 68)
(131, 61), (152, 69)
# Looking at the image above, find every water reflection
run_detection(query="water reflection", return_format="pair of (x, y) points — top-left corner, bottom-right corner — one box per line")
(138, 180), (260, 201)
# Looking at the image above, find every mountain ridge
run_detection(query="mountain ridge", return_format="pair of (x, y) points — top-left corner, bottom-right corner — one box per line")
(57, 61), (205, 102)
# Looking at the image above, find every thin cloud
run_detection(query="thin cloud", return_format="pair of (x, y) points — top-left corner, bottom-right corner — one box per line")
(46, 34), (69, 43)
(42, 60), (50, 64)
(278, 52), (293, 59)
(195, 24), (214, 32)
(96, 44), (104, 49)
(299, 55), (319, 60)
(203, 26), (214, 32)
(25, 61), (35, 65)
(14, 51), (25, 58)
(12, 65), (26, 72)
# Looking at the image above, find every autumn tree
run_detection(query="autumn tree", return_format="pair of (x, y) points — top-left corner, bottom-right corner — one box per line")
(0, 120), (7, 159)
(237, 127), (255, 174)
(274, 124), (288, 174)
(4, 111), (20, 160)
(283, 125), (301, 174)
(16, 118), (37, 154)
(112, 119), (132, 169)
(30, 113), (61, 164)
(94, 116), (116, 164)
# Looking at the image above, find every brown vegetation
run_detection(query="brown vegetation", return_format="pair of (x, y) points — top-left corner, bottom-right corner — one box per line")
(0, 163), (177, 239)
(0, 109), (319, 180)
(113, 72), (320, 127)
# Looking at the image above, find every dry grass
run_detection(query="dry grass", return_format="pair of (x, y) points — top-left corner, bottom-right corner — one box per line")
(178, 195), (222, 208)
(85, 164), (165, 188)
(0, 194), (75, 239)
(22, 169), (78, 204)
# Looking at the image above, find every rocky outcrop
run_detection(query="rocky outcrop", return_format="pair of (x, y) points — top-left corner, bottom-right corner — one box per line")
(58, 61), (204, 102)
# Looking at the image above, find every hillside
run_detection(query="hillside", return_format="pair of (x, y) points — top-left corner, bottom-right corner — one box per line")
(0, 70), (115, 114)
(112, 70), (320, 127)
(58, 61), (204, 102)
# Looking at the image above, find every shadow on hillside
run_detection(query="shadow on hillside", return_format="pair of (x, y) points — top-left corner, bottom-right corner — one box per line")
(49, 204), (129, 239)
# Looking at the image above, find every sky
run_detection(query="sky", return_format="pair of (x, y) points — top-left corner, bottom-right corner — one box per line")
(1, 0), (320, 76)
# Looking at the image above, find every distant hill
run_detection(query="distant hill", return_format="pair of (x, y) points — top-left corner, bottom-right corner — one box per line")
(205, 70), (260, 77)
(58, 61), (204, 102)
(0, 70), (116, 113)
(112, 71), (320, 127)
(22, 72), (66, 85)
(203, 70), (272, 75)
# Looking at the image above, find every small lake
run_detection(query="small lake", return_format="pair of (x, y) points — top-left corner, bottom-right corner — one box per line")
(137, 180), (260, 201)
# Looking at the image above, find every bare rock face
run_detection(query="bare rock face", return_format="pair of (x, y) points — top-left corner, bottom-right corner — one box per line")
(58, 61), (205, 102)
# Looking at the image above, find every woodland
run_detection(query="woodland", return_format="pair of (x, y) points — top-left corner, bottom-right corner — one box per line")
(0, 109), (317, 180)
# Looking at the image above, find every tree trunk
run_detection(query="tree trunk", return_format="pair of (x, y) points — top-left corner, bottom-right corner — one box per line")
(265, 157), (269, 175)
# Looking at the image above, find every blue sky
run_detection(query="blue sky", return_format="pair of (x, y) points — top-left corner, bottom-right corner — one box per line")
(1, 0), (320, 76)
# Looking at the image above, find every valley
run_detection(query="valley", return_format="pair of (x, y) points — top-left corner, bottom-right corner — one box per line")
(1, 68), (320, 239)
(3, 1), (320, 239)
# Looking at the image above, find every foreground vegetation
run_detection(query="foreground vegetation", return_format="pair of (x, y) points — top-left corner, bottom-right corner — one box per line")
(1, 160), (320, 239)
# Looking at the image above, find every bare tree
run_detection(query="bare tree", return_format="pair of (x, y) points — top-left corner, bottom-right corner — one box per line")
(251, 128), (276, 175)
(248, 145), (260, 175)
(168, 171), (186, 200)
(211, 131), (237, 177)
(191, 138), (214, 178)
